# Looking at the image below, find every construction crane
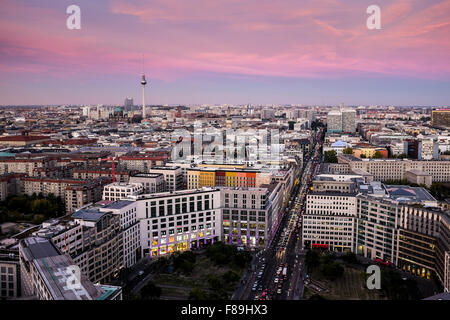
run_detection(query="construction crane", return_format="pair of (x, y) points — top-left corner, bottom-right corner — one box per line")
(98, 156), (119, 183)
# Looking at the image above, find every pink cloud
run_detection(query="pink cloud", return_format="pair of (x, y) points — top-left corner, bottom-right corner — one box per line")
(0, 0), (449, 83)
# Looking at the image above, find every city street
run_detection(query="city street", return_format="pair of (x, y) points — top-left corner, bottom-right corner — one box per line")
(238, 127), (324, 300)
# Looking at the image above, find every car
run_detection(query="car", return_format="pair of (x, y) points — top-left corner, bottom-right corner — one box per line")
(277, 288), (282, 294)
(274, 278), (279, 283)
(138, 270), (144, 276)
(252, 286), (257, 292)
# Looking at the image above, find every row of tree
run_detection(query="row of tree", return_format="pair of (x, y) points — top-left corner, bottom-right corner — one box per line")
(0, 193), (65, 225)
(205, 242), (252, 269)
(305, 250), (344, 280)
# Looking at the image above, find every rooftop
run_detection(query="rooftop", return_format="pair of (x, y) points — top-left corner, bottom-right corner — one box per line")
(20, 237), (60, 260)
(385, 185), (437, 203)
(102, 200), (135, 210)
(72, 208), (110, 221)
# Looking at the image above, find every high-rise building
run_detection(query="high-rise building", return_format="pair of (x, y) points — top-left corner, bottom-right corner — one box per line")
(327, 110), (342, 132)
(342, 109), (356, 133)
(124, 97), (133, 112)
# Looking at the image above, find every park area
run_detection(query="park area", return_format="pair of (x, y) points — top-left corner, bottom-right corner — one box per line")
(304, 250), (440, 300)
(127, 242), (252, 300)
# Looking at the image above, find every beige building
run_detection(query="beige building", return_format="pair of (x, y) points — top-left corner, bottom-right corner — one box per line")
(338, 155), (450, 183)
(0, 157), (50, 176)
(128, 173), (165, 194)
(405, 170), (433, 187)
(0, 253), (20, 299)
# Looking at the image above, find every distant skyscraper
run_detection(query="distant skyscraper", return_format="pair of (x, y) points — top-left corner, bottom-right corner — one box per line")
(327, 110), (342, 132)
(124, 97), (133, 112)
(342, 109), (356, 133)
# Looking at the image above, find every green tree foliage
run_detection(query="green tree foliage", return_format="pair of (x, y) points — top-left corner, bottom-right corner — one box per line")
(205, 242), (252, 269)
(428, 183), (449, 201)
(172, 251), (196, 274)
(305, 249), (320, 271)
(222, 270), (240, 284)
(0, 194), (65, 224)
(324, 150), (338, 163)
(321, 261), (344, 280)
(188, 288), (208, 300)
(342, 252), (358, 264)
(140, 281), (162, 300)
(381, 269), (421, 300)
(342, 147), (353, 155)
(373, 151), (383, 159)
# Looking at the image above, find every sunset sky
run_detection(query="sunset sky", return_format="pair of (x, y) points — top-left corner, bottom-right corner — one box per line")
(0, 0), (449, 106)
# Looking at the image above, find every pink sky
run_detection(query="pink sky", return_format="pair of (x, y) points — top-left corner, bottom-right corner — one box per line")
(0, 0), (449, 105)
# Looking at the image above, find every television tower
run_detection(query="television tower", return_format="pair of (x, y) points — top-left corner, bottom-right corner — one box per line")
(141, 54), (147, 119)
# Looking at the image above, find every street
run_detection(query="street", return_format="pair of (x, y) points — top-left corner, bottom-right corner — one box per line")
(236, 127), (324, 300)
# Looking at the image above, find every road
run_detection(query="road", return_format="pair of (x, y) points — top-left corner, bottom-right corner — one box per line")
(238, 127), (324, 300)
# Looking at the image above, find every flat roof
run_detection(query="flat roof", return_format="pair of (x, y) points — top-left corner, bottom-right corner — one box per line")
(102, 200), (134, 210)
(34, 254), (103, 300)
(385, 185), (437, 202)
(72, 208), (110, 221)
(21, 237), (60, 260)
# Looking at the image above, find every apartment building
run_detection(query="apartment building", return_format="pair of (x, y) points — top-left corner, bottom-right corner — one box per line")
(73, 168), (135, 183)
(0, 250), (20, 299)
(221, 182), (284, 248)
(131, 188), (222, 258)
(18, 237), (122, 300)
(102, 183), (144, 201)
(435, 214), (450, 292)
(303, 192), (357, 252)
(0, 157), (50, 176)
(0, 173), (25, 201)
(22, 177), (86, 198)
(327, 110), (342, 133)
(119, 155), (167, 172)
(33, 162), (83, 179)
(186, 167), (271, 190)
(338, 155), (450, 182)
(64, 178), (112, 214)
(148, 166), (183, 192)
(33, 209), (123, 285)
(128, 173), (165, 193)
(99, 201), (140, 268)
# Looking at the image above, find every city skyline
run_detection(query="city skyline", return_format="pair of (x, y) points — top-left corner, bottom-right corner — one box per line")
(1, 0), (450, 106)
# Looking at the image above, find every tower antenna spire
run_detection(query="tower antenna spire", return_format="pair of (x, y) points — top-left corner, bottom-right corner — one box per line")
(141, 53), (147, 120)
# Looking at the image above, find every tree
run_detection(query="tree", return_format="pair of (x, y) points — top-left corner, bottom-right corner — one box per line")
(342, 147), (353, 155)
(324, 150), (338, 163)
(429, 183), (449, 201)
(373, 151), (383, 159)
(188, 288), (208, 300)
(222, 270), (240, 284)
(321, 261), (344, 280)
(140, 281), (162, 300)
(342, 252), (358, 264)
(305, 250), (320, 271)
